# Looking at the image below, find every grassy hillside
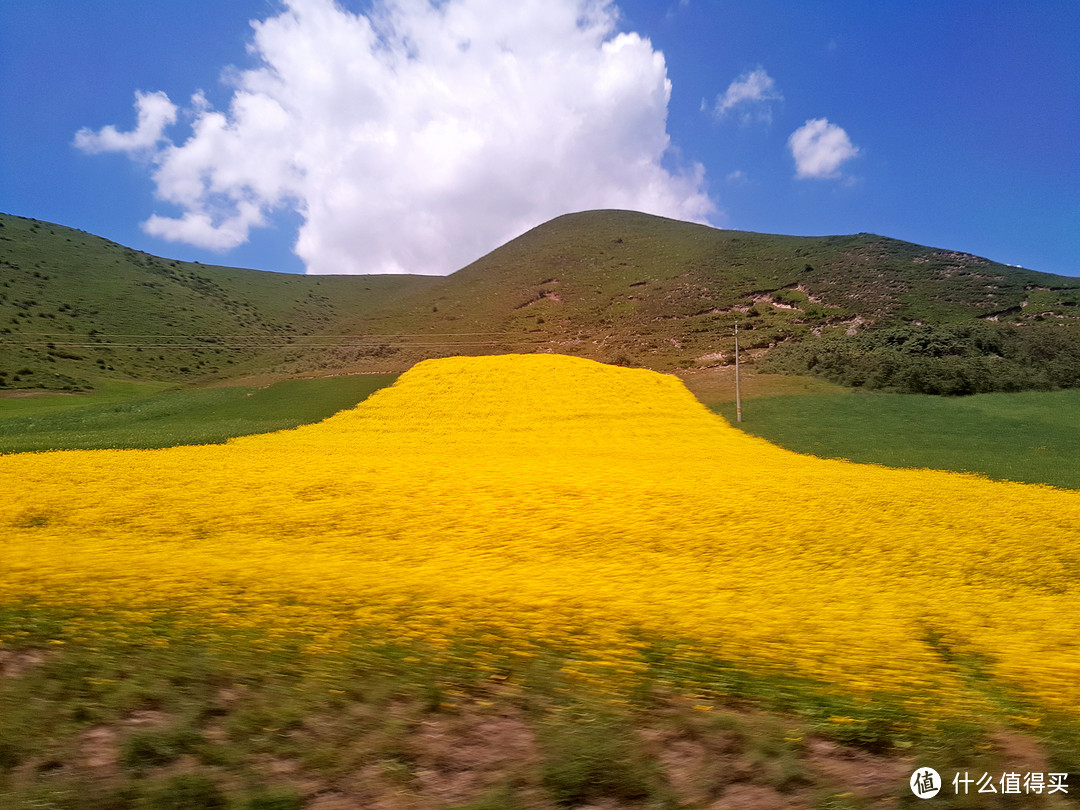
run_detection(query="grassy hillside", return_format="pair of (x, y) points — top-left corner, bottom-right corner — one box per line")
(4, 209), (1079, 392)
(0, 213), (437, 392)
(380, 210), (1080, 374)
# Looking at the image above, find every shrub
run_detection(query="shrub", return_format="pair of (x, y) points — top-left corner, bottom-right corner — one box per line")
(143, 774), (227, 810)
(121, 728), (200, 768)
(540, 710), (658, 805)
(759, 321), (1080, 394)
(245, 788), (304, 810)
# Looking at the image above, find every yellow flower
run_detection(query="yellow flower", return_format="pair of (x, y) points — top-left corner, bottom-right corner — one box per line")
(2, 354), (1078, 722)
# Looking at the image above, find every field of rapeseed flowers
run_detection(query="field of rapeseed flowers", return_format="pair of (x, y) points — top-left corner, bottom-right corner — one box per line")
(2, 353), (1079, 739)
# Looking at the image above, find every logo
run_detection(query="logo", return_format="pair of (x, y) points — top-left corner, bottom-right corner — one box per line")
(911, 767), (942, 799)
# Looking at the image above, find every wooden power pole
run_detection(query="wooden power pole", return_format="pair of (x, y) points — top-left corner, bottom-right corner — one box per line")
(734, 322), (742, 423)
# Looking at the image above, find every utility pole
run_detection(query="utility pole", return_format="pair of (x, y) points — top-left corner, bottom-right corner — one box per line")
(734, 321), (742, 423)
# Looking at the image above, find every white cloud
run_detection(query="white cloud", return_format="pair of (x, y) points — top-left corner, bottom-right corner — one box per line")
(73, 90), (177, 154)
(74, 0), (714, 275)
(143, 206), (265, 251)
(714, 68), (781, 122)
(787, 118), (859, 179)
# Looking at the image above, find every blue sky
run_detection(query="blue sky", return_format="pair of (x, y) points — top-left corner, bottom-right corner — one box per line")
(1, 0), (1077, 276)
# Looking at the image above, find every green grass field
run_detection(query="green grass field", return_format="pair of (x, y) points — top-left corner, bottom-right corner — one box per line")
(713, 388), (1080, 490)
(0, 379), (172, 416)
(0, 375), (397, 453)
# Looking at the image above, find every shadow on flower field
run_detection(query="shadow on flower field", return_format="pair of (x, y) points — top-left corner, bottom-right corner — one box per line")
(1, 354), (1078, 808)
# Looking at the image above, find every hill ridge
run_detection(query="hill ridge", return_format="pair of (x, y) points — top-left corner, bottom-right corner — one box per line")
(2, 209), (1078, 393)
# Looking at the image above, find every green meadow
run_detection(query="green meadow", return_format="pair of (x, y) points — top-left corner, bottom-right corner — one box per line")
(0, 375), (397, 453)
(713, 388), (1080, 490)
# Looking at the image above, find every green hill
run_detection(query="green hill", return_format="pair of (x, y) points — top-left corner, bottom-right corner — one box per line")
(3, 209), (1079, 393)
(376, 210), (1080, 373)
(0, 213), (438, 391)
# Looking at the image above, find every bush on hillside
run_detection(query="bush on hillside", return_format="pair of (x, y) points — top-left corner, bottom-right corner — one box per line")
(759, 322), (1080, 394)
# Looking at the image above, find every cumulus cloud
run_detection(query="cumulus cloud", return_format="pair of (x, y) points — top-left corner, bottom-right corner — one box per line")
(74, 0), (714, 275)
(787, 118), (859, 179)
(714, 68), (781, 122)
(73, 90), (177, 154)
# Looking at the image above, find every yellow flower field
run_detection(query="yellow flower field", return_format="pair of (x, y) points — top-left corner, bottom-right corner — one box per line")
(2, 354), (1078, 724)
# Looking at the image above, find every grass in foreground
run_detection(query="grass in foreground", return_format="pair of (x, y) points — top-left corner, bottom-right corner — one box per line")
(713, 388), (1080, 490)
(0, 374), (397, 453)
(1, 610), (1075, 809)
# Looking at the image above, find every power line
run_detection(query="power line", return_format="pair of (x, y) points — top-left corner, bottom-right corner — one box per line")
(0, 339), (570, 349)
(7, 330), (537, 338)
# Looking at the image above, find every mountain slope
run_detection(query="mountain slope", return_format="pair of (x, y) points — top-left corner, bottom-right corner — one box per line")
(2, 209), (1078, 391)
(0, 213), (439, 390)
(346, 209), (1080, 373)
